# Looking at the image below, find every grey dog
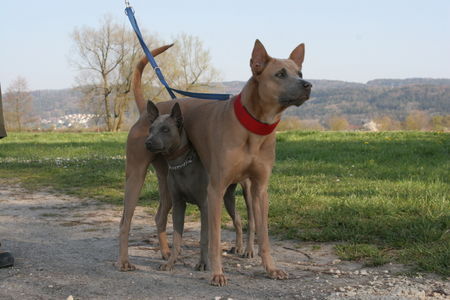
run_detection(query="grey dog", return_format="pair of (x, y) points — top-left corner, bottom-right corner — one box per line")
(144, 101), (253, 271)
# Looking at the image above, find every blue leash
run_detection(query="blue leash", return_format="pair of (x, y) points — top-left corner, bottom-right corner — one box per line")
(125, 5), (231, 101)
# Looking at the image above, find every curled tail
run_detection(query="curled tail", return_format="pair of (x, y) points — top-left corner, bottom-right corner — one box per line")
(133, 44), (174, 115)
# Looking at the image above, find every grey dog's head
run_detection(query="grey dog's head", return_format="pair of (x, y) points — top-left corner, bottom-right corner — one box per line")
(249, 40), (312, 108)
(144, 101), (183, 155)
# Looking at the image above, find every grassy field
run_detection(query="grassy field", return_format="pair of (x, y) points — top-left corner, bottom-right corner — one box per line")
(0, 131), (449, 276)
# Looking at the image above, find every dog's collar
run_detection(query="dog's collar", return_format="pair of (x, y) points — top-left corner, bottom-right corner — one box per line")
(233, 94), (280, 135)
(166, 144), (195, 171)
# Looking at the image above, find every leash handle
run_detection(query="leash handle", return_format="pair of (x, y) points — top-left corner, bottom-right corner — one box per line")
(125, 6), (231, 100)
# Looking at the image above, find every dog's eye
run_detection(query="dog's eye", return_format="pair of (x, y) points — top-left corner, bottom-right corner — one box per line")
(275, 69), (287, 79)
(161, 127), (170, 133)
(298, 71), (303, 78)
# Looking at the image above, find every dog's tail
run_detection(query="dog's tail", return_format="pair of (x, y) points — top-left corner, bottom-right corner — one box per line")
(133, 44), (174, 115)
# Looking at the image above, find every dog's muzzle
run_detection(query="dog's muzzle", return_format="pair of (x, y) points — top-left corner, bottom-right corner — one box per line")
(279, 79), (312, 107)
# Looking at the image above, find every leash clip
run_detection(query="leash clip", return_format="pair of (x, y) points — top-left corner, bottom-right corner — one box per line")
(125, 0), (131, 7)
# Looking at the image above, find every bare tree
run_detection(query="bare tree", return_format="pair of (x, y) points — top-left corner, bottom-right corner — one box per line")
(3, 77), (33, 131)
(140, 33), (221, 102)
(70, 15), (128, 131)
(70, 16), (221, 131)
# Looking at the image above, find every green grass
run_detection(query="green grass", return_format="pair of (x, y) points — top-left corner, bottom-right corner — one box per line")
(0, 131), (449, 275)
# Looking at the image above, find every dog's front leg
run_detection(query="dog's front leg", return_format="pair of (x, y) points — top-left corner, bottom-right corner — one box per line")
(207, 182), (227, 286)
(160, 192), (185, 271)
(251, 176), (288, 280)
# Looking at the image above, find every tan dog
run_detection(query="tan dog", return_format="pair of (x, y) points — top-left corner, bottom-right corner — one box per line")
(118, 40), (311, 286)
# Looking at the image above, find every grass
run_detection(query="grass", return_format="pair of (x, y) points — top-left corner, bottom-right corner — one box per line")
(0, 131), (449, 276)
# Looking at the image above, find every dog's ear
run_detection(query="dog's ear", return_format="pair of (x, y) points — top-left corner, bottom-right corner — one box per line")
(250, 39), (271, 76)
(147, 100), (159, 123)
(289, 43), (305, 67)
(170, 102), (183, 129)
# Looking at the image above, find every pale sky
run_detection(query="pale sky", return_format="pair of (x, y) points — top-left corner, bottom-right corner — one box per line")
(1, 0), (449, 90)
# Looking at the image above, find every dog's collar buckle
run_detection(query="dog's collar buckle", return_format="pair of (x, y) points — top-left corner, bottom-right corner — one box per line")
(233, 94), (280, 135)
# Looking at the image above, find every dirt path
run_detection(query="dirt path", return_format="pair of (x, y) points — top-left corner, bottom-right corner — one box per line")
(0, 179), (448, 300)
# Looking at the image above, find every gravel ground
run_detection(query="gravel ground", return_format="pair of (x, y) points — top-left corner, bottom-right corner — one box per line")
(0, 179), (448, 299)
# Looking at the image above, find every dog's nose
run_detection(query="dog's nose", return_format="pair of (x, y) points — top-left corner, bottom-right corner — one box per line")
(303, 81), (312, 89)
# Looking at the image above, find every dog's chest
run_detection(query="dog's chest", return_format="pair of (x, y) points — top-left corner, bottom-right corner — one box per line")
(168, 158), (208, 206)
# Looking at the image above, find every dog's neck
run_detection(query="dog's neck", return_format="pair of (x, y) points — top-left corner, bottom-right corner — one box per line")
(240, 78), (284, 125)
(164, 129), (192, 165)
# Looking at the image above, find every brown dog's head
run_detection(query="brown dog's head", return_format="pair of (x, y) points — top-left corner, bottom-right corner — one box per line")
(250, 40), (312, 108)
(145, 101), (184, 155)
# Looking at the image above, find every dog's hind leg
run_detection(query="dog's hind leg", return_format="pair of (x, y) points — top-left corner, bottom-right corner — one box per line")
(196, 201), (209, 271)
(240, 179), (255, 258)
(223, 184), (244, 255)
(118, 147), (151, 271)
(153, 157), (172, 260)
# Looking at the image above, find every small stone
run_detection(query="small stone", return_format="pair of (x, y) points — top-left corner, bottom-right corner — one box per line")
(332, 259), (341, 265)
(67, 296), (74, 300)
(360, 269), (368, 275)
(338, 287), (346, 292)
(244, 265), (252, 269)
(214, 297), (221, 300)
(236, 264), (241, 268)
(354, 270), (359, 275)
(48, 285), (54, 288)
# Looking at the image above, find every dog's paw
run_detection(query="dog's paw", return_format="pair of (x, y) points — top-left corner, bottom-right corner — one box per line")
(227, 246), (244, 256)
(195, 262), (208, 271)
(161, 249), (171, 261)
(159, 263), (174, 271)
(242, 248), (254, 258)
(267, 268), (288, 280)
(210, 273), (228, 286)
(116, 261), (136, 272)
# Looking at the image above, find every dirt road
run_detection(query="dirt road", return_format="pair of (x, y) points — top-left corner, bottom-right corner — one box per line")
(0, 179), (448, 299)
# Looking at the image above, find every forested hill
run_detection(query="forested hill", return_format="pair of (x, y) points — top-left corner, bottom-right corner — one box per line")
(220, 78), (450, 124)
(29, 78), (450, 126)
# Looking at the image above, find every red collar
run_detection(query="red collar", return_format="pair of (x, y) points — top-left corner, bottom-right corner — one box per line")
(233, 94), (280, 135)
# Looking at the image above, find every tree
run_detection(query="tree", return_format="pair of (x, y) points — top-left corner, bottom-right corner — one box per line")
(3, 76), (33, 131)
(140, 33), (221, 102)
(404, 110), (431, 131)
(326, 115), (350, 131)
(431, 115), (450, 131)
(374, 115), (402, 131)
(70, 16), (132, 132)
(70, 16), (220, 131)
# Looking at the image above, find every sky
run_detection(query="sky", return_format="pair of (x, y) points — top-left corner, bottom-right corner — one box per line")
(1, 0), (449, 90)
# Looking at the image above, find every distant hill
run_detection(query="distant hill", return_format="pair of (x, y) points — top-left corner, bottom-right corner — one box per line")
(220, 78), (450, 124)
(29, 78), (450, 128)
